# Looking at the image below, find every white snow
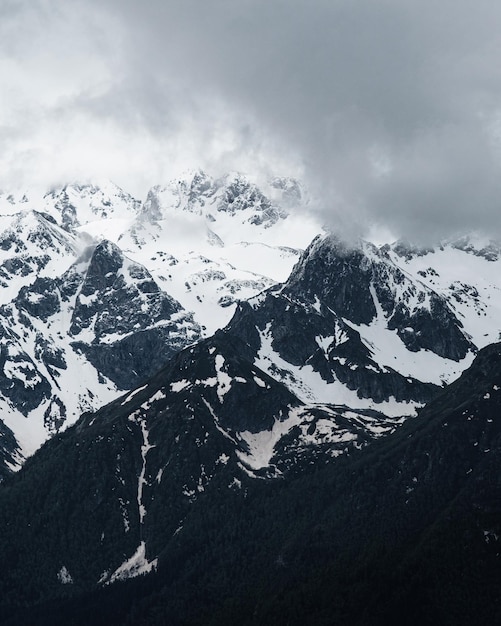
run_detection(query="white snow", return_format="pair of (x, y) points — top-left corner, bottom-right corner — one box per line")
(253, 376), (267, 388)
(255, 323), (417, 417)
(387, 240), (501, 350)
(121, 384), (148, 406)
(344, 284), (475, 386)
(315, 335), (334, 354)
(0, 174), (322, 464)
(57, 566), (73, 584)
(7, 175), (501, 473)
(128, 414), (155, 524)
(109, 541), (157, 583)
(214, 354), (232, 402)
(236, 406), (303, 470)
(170, 380), (191, 392)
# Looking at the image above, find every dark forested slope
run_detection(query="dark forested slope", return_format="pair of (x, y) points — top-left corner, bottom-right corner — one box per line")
(1, 342), (500, 625)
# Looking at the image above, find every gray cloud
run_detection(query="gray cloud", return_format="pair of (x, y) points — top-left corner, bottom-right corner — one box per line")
(3, 0), (501, 240)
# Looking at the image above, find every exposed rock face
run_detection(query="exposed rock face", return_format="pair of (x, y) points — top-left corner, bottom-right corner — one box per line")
(43, 182), (141, 231)
(0, 174), (312, 466)
(0, 418), (22, 481)
(223, 233), (477, 412)
(0, 238), (201, 460)
(1, 178), (501, 624)
(0, 327), (404, 603)
(139, 171), (289, 228)
(286, 235), (473, 360)
(66, 241), (200, 388)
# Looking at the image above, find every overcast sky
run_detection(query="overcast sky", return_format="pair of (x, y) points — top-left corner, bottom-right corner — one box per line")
(2, 0), (501, 240)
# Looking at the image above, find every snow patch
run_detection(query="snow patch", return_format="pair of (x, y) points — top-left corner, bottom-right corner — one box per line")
(109, 541), (157, 583)
(237, 406), (302, 470)
(121, 384), (148, 406)
(214, 354), (232, 402)
(170, 380), (191, 392)
(57, 566), (73, 584)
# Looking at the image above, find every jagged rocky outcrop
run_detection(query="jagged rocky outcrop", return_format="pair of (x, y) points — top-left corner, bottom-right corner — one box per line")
(1, 176), (501, 624)
(138, 170), (289, 227)
(0, 176), (500, 467)
(43, 182), (141, 232)
(0, 239), (201, 458)
(223, 233), (477, 413)
(285, 234), (473, 359)
(66, 240), (200, 388)
(226, 297), (438, 407)
(0, 174), (315, 461)
(0, 210), (79, 301)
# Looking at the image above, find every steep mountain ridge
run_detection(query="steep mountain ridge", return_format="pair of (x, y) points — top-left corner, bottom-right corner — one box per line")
(0, 329), (398, 609)
(287, 234), (473, 359)
(387, 234), (501, 349)
(0, 240), (200, 459)
(0, 173), (315, 467)
(224, 233), (476, 419)
(0, 174), (501, 622)
(0, 210), (80, 304)
(116, 170), (317, 334)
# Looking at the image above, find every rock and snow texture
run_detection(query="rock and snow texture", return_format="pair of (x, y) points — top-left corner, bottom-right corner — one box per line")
(0, 172), (316, 466)
(0, 233), (200, 460)
(114, 171), (319, 335)
(386, 235), (501, 350)
(120, 334), (404, 479)
(3, 172), (317, 338)
(4, 173), (501, 472)
(225, 233), (471, 419)
(109, 541), (157, 583)
(0, 418), (22, 481)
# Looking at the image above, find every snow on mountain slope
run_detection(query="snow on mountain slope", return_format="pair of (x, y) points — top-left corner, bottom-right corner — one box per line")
(0, 210), (81, 304)
(224, 233), (479, 419)
(0, 240), (200, 461)
(0, 174), (317, 468)
(114, 171), (321, 334)
(387, 235), (501, 350)
(2, 172), (320, 337)
(0, 331), (405, 594)
(235, 230), (501, 423)
(42, 180), (141, 232)
(0, 417), (22, 480)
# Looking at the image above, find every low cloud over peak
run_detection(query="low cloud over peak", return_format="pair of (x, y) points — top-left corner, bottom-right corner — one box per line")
(2, 0), (501, 242)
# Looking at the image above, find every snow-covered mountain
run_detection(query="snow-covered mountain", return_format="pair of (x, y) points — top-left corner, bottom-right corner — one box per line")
(224, 233), (475, 418)
(3, 171), (501, 478)
(0, 236), (200, 460)
(0, 329), (423, 598)
(115, 171), (319, 335)
(386, 235), (501, 349)
(0, 173), (317, 468)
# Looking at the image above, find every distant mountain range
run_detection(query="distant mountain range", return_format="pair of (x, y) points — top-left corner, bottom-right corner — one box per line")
(0, 172), (500, 624)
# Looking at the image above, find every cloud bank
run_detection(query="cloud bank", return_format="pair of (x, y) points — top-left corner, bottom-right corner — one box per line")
(2, 0), (501, 240)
